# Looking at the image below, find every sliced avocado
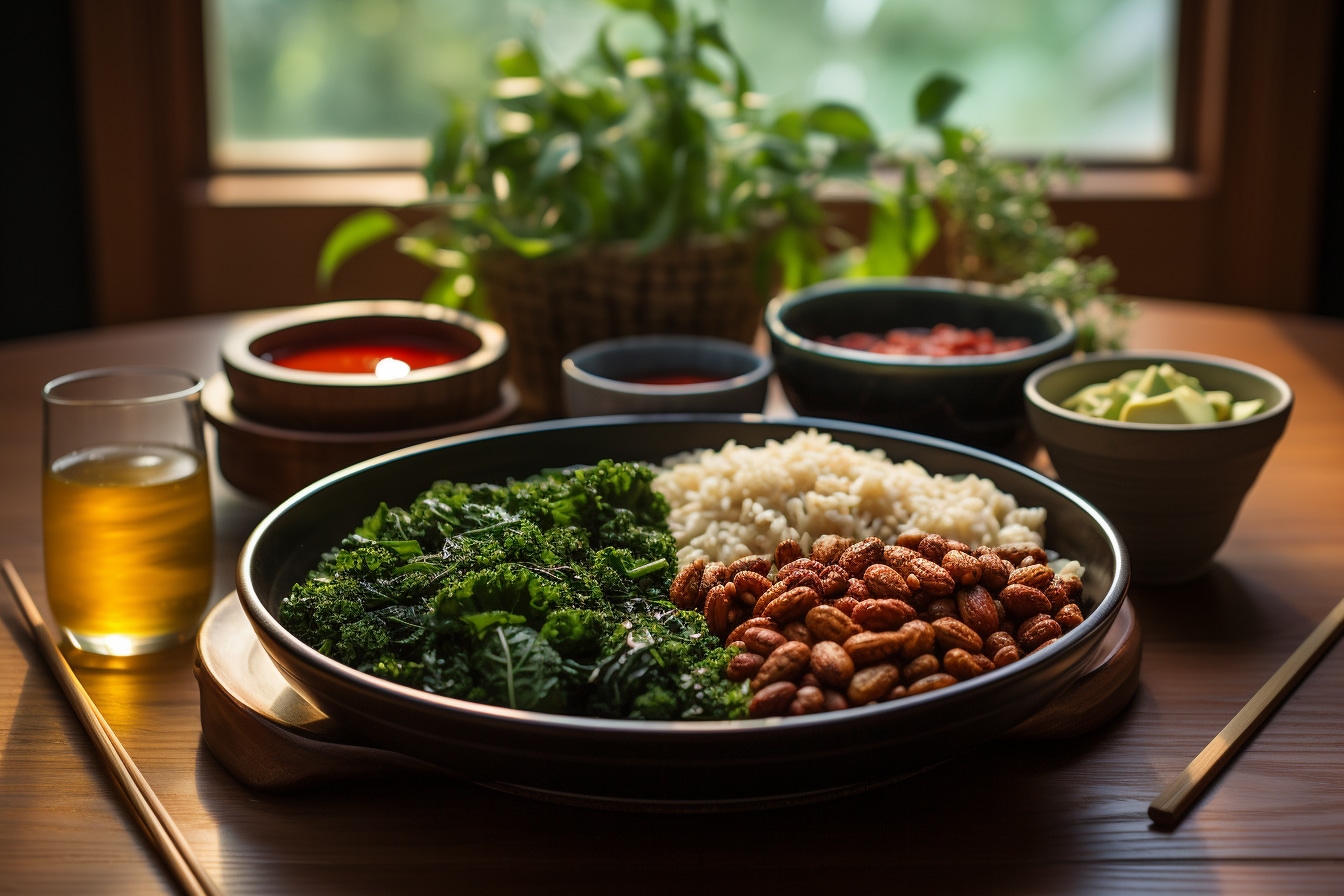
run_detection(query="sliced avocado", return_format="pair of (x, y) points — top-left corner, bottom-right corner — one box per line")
(1159, 363), (1205, 394)
(1077, 395), (1117, 420)
(1231, 398), (1266, 420)
(1131, 364), (1174, 400)
(1100, 395), (1127, 420)
(1204, 390), (1233, 421)
(1119, 385), (1218, 424)
(1062, 384), (1100, 410)
(1060, 363), (1263, 425)
(1063, 382), (1121, 413)
(1116, 369), (1147, 389)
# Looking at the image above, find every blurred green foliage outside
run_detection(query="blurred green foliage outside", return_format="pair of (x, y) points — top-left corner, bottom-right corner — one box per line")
(208, 0), (1175, 162)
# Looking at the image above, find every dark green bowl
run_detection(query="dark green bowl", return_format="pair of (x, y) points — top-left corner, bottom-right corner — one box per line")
(766, 277), (1076, 462)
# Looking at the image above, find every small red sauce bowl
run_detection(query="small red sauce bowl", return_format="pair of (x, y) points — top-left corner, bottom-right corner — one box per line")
(561, 335), (771, 416)
(263, 339), (469, 375)
(221, 300), (509, 432)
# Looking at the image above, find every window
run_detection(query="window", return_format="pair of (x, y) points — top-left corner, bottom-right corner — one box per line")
(69, 0), (1338, 326)
(207, 0), (1178, 166)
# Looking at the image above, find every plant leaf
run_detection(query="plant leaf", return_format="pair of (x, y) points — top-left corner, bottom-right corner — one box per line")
(915, 72), (965, 126)
(649, 0), (679, 35)
(486, 219), (568, 258)
(421, 270), (467, 310)
(596, 22), (624, 76)
(864, 199), (911, 277)
(694, 21), (752, 99)
(908, 198), (939, 263)
(494, 39), (541, 78)
(423, 99), (469, 191)
(604, 0), (677, 33)
(396, 233), (467, 271)
(534, 132), (583, 186)
(903, 163), (939, 260)
(769, 109), (806, 142)
(806, 102), (876, 146)
(316, 209), (404, 288)
(938, 124), (968, 161)
(636, 148), (685, 254)
(693, 60), (723, 85)
(473, 624), (568, 712)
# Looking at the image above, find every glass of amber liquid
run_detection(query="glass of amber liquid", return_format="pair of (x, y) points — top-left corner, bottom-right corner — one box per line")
(42, 368), (214, 656)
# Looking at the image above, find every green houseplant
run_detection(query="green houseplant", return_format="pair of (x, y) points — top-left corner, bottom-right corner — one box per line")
(321, 0), (902, 416)
(321, 3), (1131, 415)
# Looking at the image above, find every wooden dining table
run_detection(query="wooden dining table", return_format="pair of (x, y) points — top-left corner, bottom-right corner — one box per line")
(1, 297), (1341, 895)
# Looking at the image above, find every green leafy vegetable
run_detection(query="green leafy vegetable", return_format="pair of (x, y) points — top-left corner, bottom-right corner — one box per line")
(278, 460), (750, 720)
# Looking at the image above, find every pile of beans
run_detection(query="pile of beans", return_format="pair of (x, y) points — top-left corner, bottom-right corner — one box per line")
(668, 531), (1085, 718)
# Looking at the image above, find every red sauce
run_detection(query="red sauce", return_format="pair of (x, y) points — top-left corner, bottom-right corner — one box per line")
(265, 340), (467, 374)
(818, 323), (1031, 357)
(620, 372), (727, 386)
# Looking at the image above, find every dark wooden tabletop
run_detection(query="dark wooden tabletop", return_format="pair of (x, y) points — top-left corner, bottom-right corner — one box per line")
(2, 300), (1341, 895)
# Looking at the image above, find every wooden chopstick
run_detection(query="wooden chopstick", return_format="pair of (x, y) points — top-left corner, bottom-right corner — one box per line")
(1149, 594), (1344, 829)
(2, 559), (225, 896)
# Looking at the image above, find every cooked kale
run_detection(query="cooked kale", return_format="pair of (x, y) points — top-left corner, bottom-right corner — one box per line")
(278, 460), (749, 720)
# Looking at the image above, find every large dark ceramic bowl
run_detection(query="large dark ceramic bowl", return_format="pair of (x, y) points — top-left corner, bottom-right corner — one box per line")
(766, 278), (1075, 462)
(236, 416), (1128, 806)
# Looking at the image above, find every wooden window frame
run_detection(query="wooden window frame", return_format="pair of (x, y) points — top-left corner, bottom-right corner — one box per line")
(74, 0), (1337, 325)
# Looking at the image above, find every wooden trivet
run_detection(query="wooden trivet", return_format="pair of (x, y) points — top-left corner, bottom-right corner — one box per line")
(195, 594), (1141, 792)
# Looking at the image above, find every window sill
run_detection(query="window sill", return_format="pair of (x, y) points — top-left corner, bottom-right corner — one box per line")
(194, 164), (1215, 211)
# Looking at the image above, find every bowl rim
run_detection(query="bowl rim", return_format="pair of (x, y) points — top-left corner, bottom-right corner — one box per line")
(236, 414), (1130, 738)
(221, 299), (509, 388)
(1024, 348), (1295, 432)
(765, 276), (1077, 369)
(561, 334), (773, 396)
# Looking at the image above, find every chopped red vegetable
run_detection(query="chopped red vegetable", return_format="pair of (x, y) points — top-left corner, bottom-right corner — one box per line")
(818, 323), (1031, 357)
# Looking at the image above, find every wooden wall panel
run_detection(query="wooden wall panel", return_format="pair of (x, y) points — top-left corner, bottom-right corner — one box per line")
(183, 204), (435, 314)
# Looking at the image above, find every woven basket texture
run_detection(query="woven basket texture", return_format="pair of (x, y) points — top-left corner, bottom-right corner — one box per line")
(477, 237), (764, 417)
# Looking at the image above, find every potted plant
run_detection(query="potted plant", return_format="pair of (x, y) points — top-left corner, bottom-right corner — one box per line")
(321, 4), (1132, 416)
(321, 0), (898, 417)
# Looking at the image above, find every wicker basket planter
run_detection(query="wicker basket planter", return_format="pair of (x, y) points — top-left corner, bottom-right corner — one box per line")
(477, 236), (765, 418)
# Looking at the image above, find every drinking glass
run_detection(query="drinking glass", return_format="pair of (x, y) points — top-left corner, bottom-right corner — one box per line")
(42, 368), (214, 655)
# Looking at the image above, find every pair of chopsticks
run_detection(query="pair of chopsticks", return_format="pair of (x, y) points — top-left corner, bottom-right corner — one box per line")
(2, 560), (225, 896)
(1149, 593), (1344, 828)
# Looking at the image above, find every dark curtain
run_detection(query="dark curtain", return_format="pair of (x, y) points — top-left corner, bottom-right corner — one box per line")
(2, 1), (92, 341)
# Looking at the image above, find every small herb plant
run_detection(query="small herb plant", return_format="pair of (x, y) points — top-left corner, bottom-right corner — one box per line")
(910, 75), (1134, 351)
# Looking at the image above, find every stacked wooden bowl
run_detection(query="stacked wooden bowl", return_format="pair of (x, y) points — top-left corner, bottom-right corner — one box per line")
(206, 300), (516, 504)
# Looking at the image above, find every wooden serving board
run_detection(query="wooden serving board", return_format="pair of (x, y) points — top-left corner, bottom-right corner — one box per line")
(194, 594), (1141, 792)
(204, 374), (521, 505)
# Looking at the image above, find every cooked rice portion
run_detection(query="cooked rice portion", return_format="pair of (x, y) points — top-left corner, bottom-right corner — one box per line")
(653, 429), (1049, 566)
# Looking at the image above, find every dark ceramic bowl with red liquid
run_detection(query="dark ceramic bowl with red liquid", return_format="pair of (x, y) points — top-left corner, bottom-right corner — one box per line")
(221, 299), (509, 432)
(561, 335), (772, 417)
(766, 277), (1075, 462)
